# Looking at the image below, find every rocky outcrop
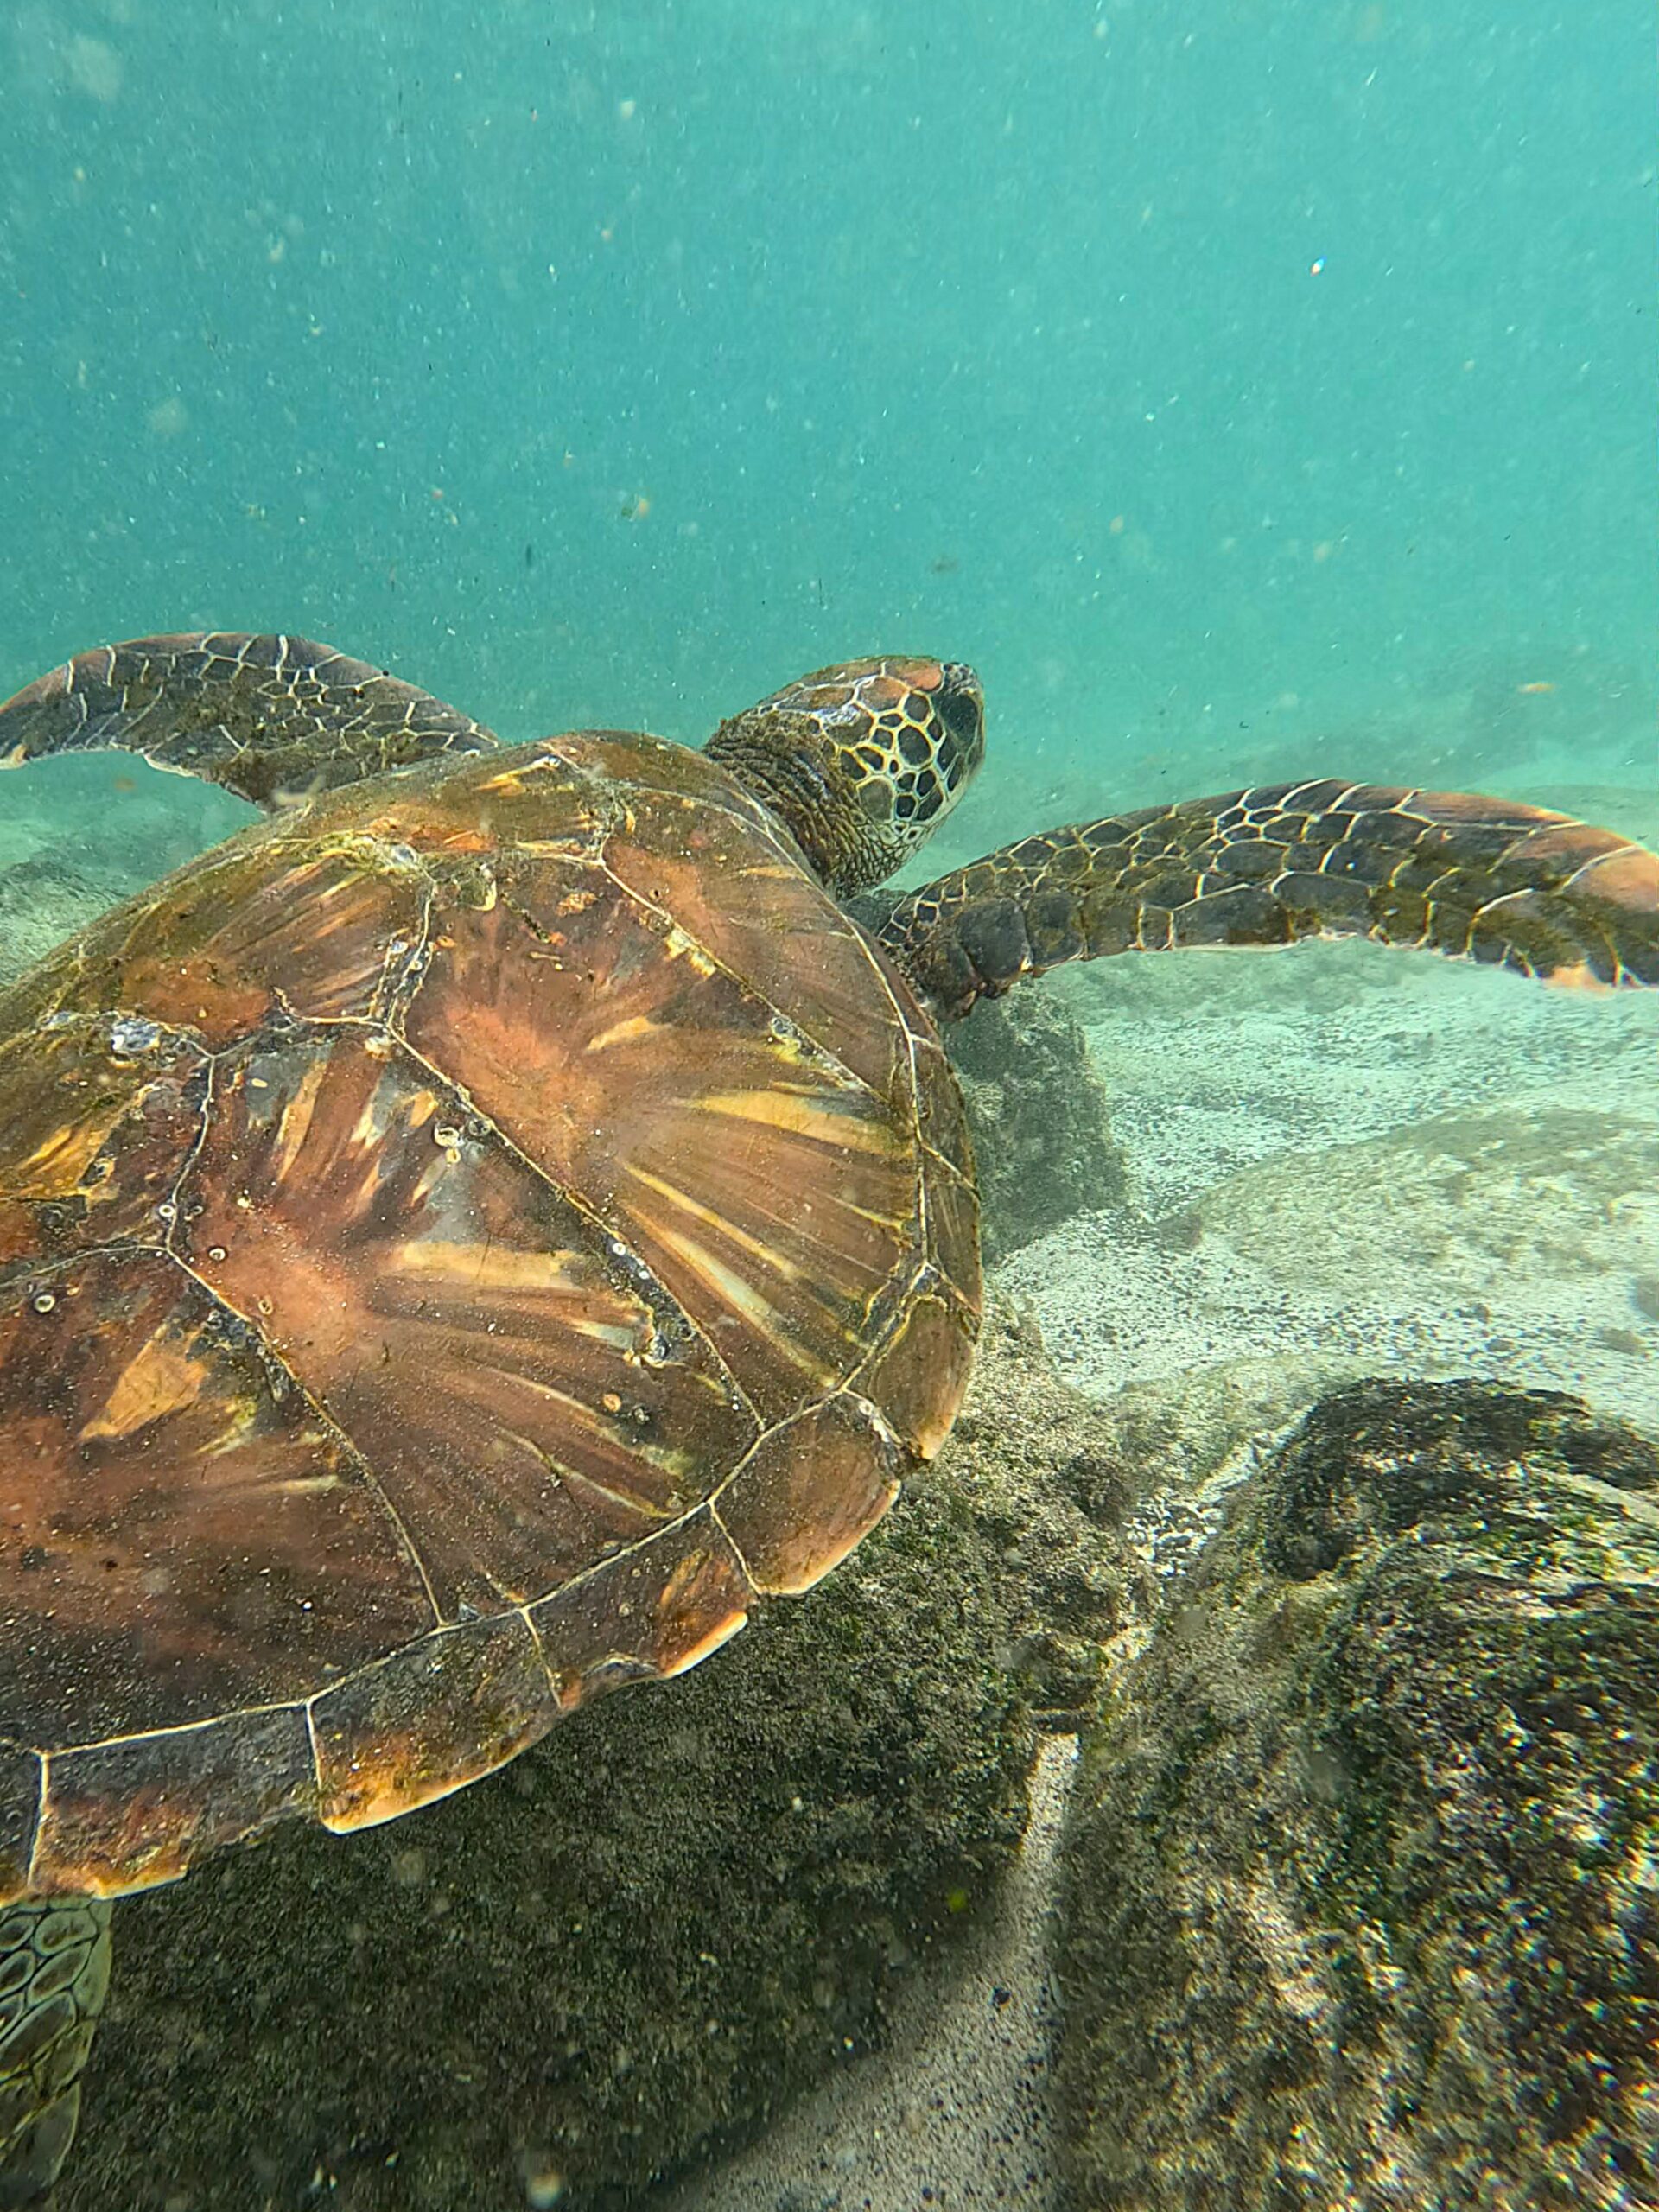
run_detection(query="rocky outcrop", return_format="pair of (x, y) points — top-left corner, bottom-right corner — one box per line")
(1057, 1379), (1659, 2212)
(948, 987), (1126, 1263)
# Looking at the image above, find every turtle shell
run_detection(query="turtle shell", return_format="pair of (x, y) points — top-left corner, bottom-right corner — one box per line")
(0, 730), (980, 1904)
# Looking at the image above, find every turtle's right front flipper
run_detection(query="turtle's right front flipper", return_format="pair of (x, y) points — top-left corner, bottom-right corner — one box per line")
(0, 632), (499, 810)
(880, 779), (1659, 1019)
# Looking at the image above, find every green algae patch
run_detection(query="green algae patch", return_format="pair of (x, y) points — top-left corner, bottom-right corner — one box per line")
(1057, 1378), (1659, 2212)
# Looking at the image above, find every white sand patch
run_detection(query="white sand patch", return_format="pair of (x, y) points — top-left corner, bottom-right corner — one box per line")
(1006, 936), (1659, 1433)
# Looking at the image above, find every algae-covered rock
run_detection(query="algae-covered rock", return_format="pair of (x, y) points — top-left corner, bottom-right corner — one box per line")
(944, 1306), (1150, 1716)
(55, 1315), (1135, 2212)
(948, 988), (1126, 1263)
(1057, 1378), (1659, 2212)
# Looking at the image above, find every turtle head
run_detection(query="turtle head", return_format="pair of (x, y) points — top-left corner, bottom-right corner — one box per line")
(704, 657), (985, 898)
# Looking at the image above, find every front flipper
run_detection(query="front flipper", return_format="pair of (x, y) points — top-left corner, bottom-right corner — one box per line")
(879, 779), (1659, 1020)
(0, 1900), (111, 2206)
(0, 632), (499, 810)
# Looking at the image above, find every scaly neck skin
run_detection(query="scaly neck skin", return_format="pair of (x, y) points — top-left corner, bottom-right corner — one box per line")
(703, 654), (985, 900)
(705, 710), (898, 899)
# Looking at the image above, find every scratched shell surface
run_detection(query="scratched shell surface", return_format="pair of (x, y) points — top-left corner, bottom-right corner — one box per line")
(0, 733), (980, 1901)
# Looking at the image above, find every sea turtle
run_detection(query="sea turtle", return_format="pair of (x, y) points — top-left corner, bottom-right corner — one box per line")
(0, 631), (1654, 2202)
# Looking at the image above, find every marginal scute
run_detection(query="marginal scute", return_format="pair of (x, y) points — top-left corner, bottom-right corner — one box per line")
(29, 1705), (316, 1897)
(312, 1610), (556, 1834)
(527, 1505), (754, 1705)
(715, 1393), (903, 1596)
(852, 1288), (979, 1460)
(0, 1751), (41, 1899)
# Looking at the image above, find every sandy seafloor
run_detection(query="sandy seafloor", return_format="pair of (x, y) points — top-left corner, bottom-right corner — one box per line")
(1020, 886), (1659, 1434)
(1, 772), (1656, 2210)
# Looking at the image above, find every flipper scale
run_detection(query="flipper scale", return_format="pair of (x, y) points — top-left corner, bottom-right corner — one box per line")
(880, 781), (1659, 1017)
(0, 632), (499, 810)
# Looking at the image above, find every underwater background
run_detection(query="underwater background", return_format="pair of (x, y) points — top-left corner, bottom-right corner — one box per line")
(3, 6), (1658, 2209)
(2, 0), (1655, 886)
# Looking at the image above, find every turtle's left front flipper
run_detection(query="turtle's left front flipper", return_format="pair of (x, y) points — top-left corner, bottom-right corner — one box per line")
(0, 632), (499, 810)
(0, 1900), (111, 2206)
(879, 779), (1659, 1020)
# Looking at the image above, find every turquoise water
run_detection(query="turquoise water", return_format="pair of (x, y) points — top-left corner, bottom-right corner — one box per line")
(3, 1), (1654, 878)
(3, 9), (1657, 2211)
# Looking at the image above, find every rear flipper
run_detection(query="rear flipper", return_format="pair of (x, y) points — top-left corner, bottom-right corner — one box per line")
(879, 779), (1659, 1020)
(0, 632), (498, 810)
(0, 1900), (111, 2207)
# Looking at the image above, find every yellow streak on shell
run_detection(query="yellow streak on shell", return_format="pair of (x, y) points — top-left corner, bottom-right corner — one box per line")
(692, 1084), (899, 1154)
(584, 1014), (661, 1053)
(79, 1332), (217, 1444)
(625, 1166), (803, 1283)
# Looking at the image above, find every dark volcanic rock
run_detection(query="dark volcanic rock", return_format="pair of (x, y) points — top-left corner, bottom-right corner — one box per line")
(1057, 1378), (1659, 2212)
(845, 880), (1124, 1266)
(947, 988), (1126, 1263)
(57, 1315), (1136, 2212)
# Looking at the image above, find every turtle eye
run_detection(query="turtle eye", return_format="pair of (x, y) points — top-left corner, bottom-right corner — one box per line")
(935, 675), (984, 766)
